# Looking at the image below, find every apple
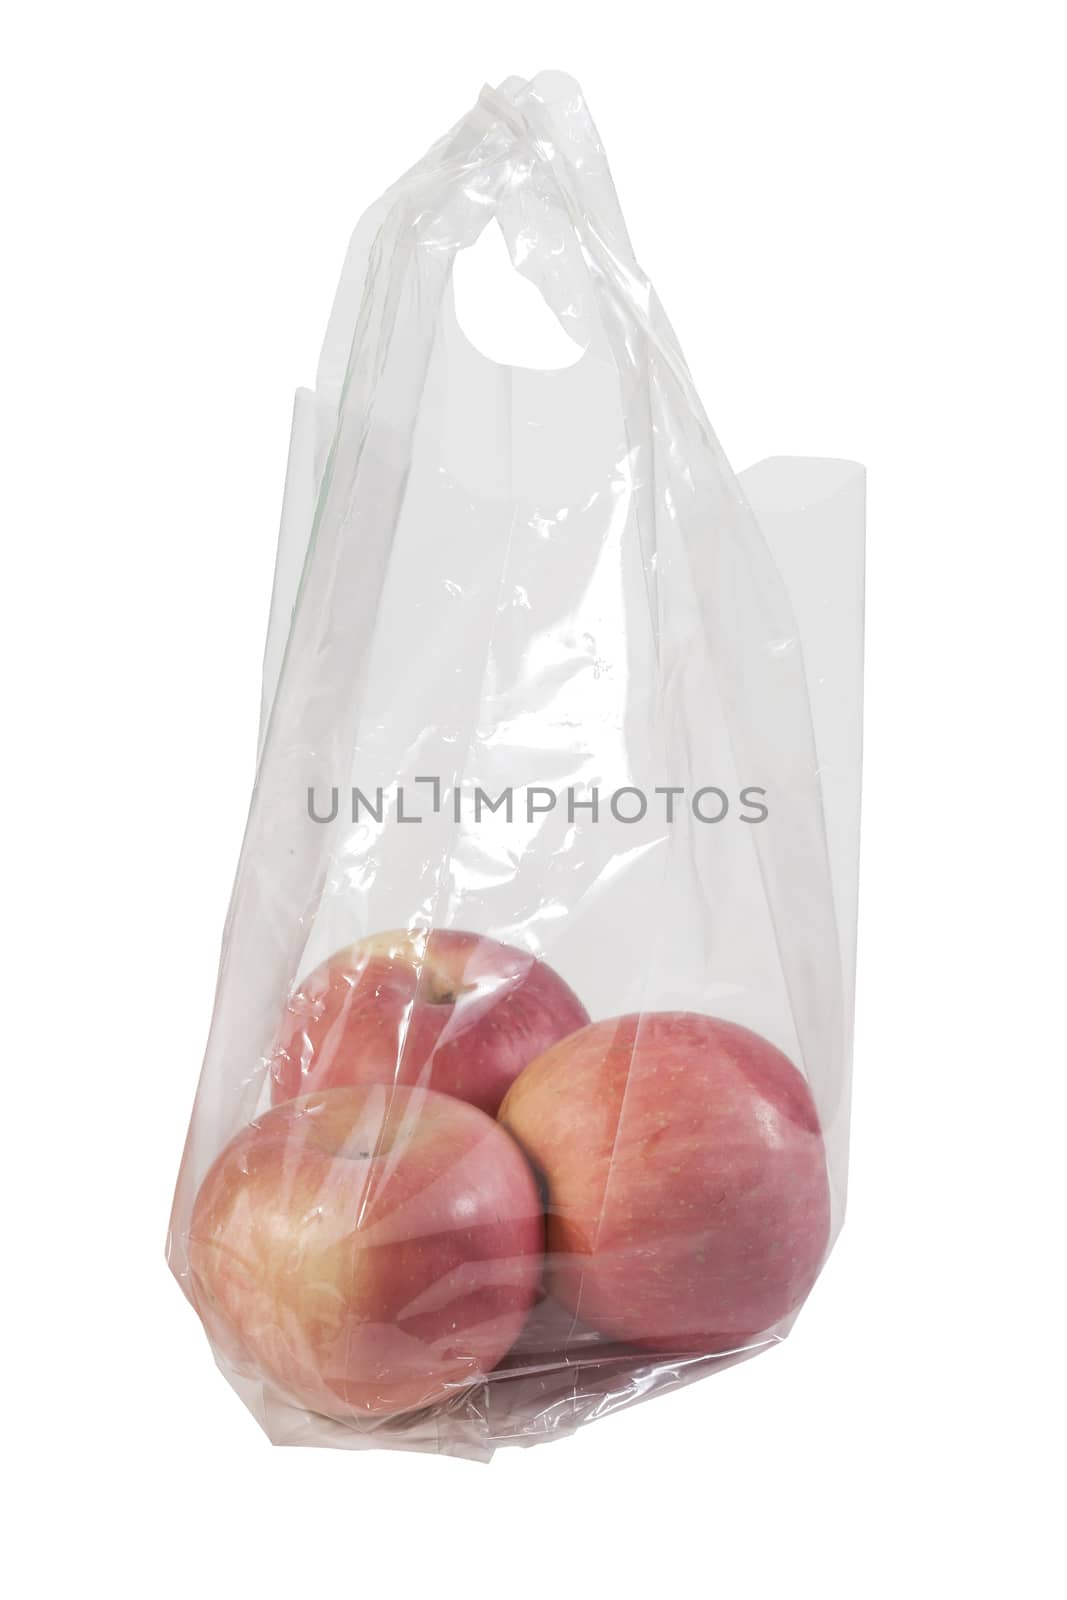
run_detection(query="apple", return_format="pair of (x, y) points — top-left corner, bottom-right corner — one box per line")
(498, 1012), (830, 1354)
(188, 1085), (544, 1419)
(270, 928), (589, 1116)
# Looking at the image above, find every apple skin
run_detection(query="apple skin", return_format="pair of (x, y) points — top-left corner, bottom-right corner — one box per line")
(270, 928), (589, 1117)
(498, 1013), (830, 1355)
(188, 1085), (544, 1420)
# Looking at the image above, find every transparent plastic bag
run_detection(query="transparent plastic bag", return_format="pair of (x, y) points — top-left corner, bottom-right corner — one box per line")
(168, 71), (863, 1459)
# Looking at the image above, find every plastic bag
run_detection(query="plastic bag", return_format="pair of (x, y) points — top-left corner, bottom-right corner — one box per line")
(168, 71), (863, 1460)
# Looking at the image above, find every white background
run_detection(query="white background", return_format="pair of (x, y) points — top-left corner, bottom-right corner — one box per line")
(3, 3), (1064, 1596)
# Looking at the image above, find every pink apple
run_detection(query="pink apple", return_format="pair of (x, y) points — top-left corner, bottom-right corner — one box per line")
(270, 928), (589, 1116)
(499, 1013), (830, 1354)
(188, 1085), (544, 1419)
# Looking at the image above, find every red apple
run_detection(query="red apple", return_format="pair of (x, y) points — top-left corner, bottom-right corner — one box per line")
(188, 1085), (544, 1419)
(270, 928), (589, 1116)
(499, 1013), (830, 1354)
